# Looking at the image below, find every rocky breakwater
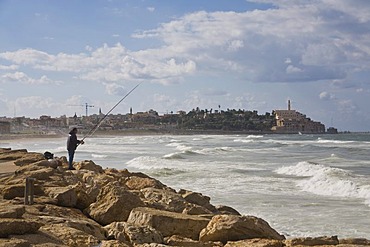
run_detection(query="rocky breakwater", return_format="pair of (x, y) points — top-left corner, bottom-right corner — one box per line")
(0, 147), (369, 247)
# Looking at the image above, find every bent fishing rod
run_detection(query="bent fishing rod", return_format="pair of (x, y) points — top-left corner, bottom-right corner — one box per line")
(79, 82), (141, 144)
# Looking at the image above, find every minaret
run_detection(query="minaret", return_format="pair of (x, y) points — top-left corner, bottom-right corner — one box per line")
(288, 100), (291, 111)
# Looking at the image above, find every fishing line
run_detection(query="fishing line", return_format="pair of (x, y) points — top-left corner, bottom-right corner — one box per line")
(79, 82), (141, 144)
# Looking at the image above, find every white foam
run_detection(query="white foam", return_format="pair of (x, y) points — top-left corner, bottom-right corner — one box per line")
(91, 154), (108, 158)
(276, 162), (370, 206)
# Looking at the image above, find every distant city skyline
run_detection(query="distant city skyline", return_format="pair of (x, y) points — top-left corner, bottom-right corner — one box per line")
(1, 1), (370, 131)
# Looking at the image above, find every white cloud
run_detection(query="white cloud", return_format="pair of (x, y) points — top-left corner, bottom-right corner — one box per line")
(0, 0), (369, 87)
(104, 83), (126, 96)
(1, 71), (55, 84)
(147, 7), (155, 12)
(0, 64), (18, 70)
(319, 91), (335, 101)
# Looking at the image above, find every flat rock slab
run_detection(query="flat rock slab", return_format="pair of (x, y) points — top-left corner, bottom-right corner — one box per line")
(127, 207), (210, 240)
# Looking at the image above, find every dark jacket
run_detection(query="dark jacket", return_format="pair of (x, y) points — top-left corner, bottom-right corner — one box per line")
(67, 132), (81, 151)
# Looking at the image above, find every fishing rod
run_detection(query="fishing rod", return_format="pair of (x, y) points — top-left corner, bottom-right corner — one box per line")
(79, 82), (141, 143)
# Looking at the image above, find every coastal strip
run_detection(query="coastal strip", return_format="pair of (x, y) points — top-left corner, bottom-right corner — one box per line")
(0, 147), (369, 246)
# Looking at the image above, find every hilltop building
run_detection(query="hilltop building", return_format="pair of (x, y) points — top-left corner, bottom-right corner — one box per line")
(271, 100), (325, 134)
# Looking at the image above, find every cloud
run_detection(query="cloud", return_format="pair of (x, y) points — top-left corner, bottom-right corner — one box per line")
(1, 71), (55, 84)
(104, 83), (126, 96)
(1, 0), (369, 87)
(0, 64), (19, 70)
(319, 91), (335, 101)
(147, 7), (155, 12)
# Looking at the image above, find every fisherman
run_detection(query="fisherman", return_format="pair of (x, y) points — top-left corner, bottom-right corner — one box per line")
(67, 127), (84, 170)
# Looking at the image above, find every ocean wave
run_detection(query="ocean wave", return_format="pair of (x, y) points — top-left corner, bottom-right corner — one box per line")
(91, 154), (108, 158)
(275, 161), (370, 206)
(163, 152), (186, 160)
(317, 138), (354, 144)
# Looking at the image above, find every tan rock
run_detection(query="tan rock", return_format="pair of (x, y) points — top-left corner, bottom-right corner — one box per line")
(32, 159), (61, 169)
(44, 186), (78, 207)
(0, 218), (42, 237)
(8, 233), (67, 246)
(0, 149), (28, 161)
(179, 190), (216, 213)
(225, 238), (283, 247)
(0, 202), (25, 218)
(14, 152), (46, 166)
(165, 235), (222, 247)
(0, 238), (30, 247)
(339, 238), (370, 245)
(125, 176), (166, 190)
(104, 221), (163, 244)
(85, 182), (145, 225)
(141, 187), (188, 213)
(215, 205), (241, 216)
(284, 236), (339, 246)
(75, 160), (104, 173)
(182, 203), (213, 215)
(40, 223), (101, 247)
(2, 183), (43, 199)
(199, 215), (285, 244)
(127, 207), (210, 240)
(99, 240), (132, 247)
(19, 167), (56, 180)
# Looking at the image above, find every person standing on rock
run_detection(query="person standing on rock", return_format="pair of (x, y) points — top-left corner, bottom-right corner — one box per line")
(67, 127), (84, 170)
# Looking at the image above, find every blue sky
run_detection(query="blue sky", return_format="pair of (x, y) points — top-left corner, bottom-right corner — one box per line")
(1, 0), (370, 131)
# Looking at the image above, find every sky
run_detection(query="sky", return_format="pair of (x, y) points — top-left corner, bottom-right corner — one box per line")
(1, 0), (370, 131)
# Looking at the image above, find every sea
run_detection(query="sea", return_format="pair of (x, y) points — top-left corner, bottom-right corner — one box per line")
(2, 133), (370, 239)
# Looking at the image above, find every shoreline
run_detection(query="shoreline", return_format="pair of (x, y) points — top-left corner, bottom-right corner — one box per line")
(1, 128), (357, 141)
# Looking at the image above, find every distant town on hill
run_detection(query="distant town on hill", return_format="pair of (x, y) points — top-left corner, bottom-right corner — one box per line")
(0, 101), (338, 135)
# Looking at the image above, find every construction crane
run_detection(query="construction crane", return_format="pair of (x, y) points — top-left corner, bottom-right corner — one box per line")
(68, 103), (94, 117)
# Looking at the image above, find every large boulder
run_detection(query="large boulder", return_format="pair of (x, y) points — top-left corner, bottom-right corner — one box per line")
(127, 207), (210, 240)
(75, 160), (104, 173)
(104, 221), (163, 244)
(125, 176), (166, 190)
(44, 186), (78, 207)
(0, 219), (42, 237)
(40, 224), (101, 247)
(199, 215), (285, 244)
(140, 187), (188, 213)
(85, 182), (145, 225)
(179, 190), (217, 213)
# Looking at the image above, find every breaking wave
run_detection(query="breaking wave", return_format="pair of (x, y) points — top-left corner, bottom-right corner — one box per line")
(275, 161), (370, 206)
